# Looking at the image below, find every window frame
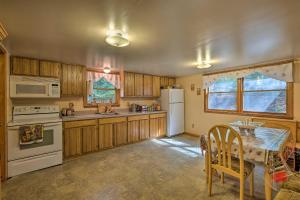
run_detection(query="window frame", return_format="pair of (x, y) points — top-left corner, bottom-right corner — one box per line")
(84, 69), (120, 108)
(204, 77), (293, 119)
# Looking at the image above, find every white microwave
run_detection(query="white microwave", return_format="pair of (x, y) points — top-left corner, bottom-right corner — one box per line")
(10, 75), (60, 98)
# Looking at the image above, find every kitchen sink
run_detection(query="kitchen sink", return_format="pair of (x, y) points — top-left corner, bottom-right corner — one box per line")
(95, 112), (119, 115)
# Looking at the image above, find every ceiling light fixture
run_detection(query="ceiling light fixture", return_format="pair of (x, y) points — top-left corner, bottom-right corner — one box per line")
(103, 66), (111, 74)
(105, 30), (130, 47)
(196, 61), (212, 69)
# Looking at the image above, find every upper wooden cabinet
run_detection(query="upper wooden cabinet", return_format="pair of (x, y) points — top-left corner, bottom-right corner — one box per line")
(134, 73), (143, 96)
(160, 76), (176, 88)
(123, 72), (175, 98)
(61, 64), (84, 97)
(124, 72), (135, 96)
(39, 61), (61, 78)
(143, 75), (153, 96)
(152, 76), (160, 97)
(11, 57), (39, 76)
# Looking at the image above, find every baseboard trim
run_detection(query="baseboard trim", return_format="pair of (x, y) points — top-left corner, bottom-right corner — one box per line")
(184, 132), (200, 137)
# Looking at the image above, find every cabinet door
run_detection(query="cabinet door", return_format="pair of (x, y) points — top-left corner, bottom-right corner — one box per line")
(134, 73), (143, 96)
(140, 119), (150, 140)
(143, 75), (153, 96)
(99, 123), (114, 149)
(64, 127), (82, 158)
(39, 61), (61, 78)
(61, 64), (84, 97)
(124, 72), (135, 96)
(168, 78), (176, 86)
(82, 126), (98, 153)
(160, 77), (169, 89)
(11, 56), (39, 76)
(128, 120), (140, 143)
(114, 122), (128, 146)
(158, 117), (167, 137)
(150, 118), (159, 138)
(152, 76), (160, 97)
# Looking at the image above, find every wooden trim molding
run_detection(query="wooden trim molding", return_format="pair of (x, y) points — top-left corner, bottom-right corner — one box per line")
(0, 22), (8, 41)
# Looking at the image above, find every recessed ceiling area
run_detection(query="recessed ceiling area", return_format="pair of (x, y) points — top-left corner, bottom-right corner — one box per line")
(0, 0), (300, 76)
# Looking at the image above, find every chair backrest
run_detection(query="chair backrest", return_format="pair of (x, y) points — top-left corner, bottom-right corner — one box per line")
(207, 125), (244, 176)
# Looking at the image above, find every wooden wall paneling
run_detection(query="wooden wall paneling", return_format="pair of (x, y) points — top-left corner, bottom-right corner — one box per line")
(152, 76), (160, 97)
(11, 56), (39, 76)
(124, 72), (135, 96)
(134, 73), (143, 96)
(139, 119), (150, 140)
(99, 123), (114, 149)
(39, 60), (61, 78)
(143, 75), (153, 96)
(82, 126), (98, 153)
(64, 127), (82, 158)
(114, 122), (128, 146)
(128, 120), (140, 143)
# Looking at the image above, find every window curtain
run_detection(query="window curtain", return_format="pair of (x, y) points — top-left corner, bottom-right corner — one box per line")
(202, 62), (293, 89)
(87, 71), (120, 96)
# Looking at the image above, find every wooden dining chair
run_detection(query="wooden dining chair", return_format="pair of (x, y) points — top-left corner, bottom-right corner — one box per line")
(207, 125), (255, 200)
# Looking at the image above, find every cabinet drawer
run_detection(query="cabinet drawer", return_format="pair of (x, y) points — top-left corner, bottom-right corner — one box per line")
(150, 113), (166, 119)
(128, 115), (149, 121)
(64, 119), (97, 128)
(99, 117), (127, 125)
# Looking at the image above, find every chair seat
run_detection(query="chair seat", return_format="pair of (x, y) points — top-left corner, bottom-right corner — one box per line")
(274, 189), (300, 200)
(282, 174), (300, 193)
(212, 156), (255, 177)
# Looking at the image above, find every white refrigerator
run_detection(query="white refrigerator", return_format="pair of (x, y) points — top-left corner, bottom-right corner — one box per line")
(160, 89), (184, 137)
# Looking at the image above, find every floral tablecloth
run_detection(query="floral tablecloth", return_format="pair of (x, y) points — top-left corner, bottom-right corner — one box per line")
(204, 127), (290, 163)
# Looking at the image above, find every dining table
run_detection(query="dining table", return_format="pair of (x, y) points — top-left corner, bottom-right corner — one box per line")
(203, 126), (290, 200)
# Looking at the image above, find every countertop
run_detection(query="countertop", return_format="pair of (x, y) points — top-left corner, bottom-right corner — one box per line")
(62, 110), (167, 122)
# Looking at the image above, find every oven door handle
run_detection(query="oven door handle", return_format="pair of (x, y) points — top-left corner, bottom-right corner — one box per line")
(8, 122), (62, 130)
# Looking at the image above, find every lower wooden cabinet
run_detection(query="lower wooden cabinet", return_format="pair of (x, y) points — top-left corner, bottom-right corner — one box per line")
(114, 121), (128, 146)
(150, 113), (166, 138)
(82, 126), (98, 153)
(63, 114), (166, 159)
(99, 123), (114, 149)
(128, 120), (140, 143)
(64, 127), (82, 158)
(139, 119), (150, 140)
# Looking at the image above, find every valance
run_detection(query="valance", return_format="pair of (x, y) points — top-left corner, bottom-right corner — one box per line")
(202, 62), (293, 89)
(87, 71), (120, 95)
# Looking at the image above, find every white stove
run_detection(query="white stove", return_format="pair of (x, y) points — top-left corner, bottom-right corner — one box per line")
(7, 105), (63, 177)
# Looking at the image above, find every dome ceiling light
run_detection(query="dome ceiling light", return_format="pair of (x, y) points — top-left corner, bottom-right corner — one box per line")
(103, 66), (111, 74)
(197, 61), (212, 69)
(105, 30), (130, 47)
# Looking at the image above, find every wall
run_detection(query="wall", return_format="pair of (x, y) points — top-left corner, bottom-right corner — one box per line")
(176, 62), (300, 137)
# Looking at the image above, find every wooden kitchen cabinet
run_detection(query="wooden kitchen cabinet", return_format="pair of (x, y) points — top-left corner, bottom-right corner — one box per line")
(64, 127), (82, 158)
(61, 64), (84, 97)
(39, 60), (61, 78)
(11, 56), (39, 76)
(152, 76), (160, 97)
(143, 75), (153, 96)
(128, 120), (140, 143)
(82, 126), (98, 153)
(124, 72), (135, 96)
(160, 76), (176, 88)
(98, 123), (114, 149)
(134, 73), (143, 96)
(128, 115), (150, 142)
(114, 121), (128, 146)
(168, 77), (176, 86)
(150, 113), (167, 138)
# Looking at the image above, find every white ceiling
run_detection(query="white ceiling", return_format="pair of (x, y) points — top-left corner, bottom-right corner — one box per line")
(1, 0), (300, 76)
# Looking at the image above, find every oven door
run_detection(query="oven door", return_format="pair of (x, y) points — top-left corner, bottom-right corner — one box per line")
(8, 122), (62, 161)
